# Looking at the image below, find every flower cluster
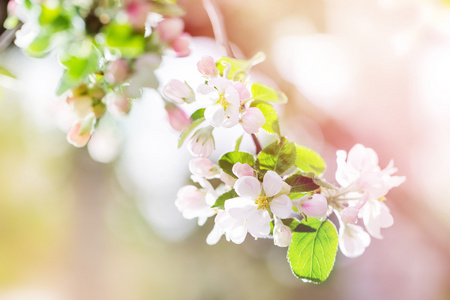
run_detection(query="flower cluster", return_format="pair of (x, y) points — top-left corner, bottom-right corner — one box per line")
(6, 0), (191, 147)
(161, 53), (276, 157)
(6, 0), (406, 284)
(321, 144), (406, 257)
(163, 56), (405, 282)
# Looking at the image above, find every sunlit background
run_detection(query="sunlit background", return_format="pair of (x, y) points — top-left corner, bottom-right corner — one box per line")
(0, 0), (450, 299)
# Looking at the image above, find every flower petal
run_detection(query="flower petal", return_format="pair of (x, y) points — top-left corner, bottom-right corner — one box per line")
(270, 195), (293, 218)
(205, 105), (225, 127)
(262, 171), (283, 197)
(234, 176), (261, 198)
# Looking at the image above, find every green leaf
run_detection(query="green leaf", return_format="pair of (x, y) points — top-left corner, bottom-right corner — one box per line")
(0, 67), (15, 79)
(212, 189), (238, 209)
(216, 57), (248, 80)
(256, 137), (296, 178)
(190, 108), (205, 122)
(250, 100), (280, 136)
(295, 145), (326, 175)
(287, 218), (338, 283)
(285, 173), (320, 193)
(218, 151), (255, 178)
(251, 82), (287, 104)
(235, 135), (243, 151)
(289, 192), (309, 201)
(177, 117), (205, 148)
(26, 31), (52, 57)
(300, 172), (337, 190)
(282, 218), (316, 233)
(103, 22), (145, 58)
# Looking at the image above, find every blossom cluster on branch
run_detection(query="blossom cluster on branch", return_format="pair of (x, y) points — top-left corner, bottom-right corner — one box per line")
(4, 0), (405, 284)
(6, 0), (191, 147)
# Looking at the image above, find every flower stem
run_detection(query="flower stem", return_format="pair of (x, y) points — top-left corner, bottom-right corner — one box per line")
(251, 133), (262, 154)
(202, 0), (235, 58)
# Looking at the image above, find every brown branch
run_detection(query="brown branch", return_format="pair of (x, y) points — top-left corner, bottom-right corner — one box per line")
(0, 21), (22, 53)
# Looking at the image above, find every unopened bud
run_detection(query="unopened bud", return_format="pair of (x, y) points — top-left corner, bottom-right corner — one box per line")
(165, 104), (191, 131)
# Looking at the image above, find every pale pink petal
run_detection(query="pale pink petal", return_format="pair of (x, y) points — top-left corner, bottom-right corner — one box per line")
(220, 172), (237, 187)
(340, 206), (359, 224)
(157, 17), (184, 43)
(246, 209), (271, 238)
(262, 171), (283, 197)
(233, 81), (251, 101)
(232, 162), (255, 178)
(274, 219), (293, 247)
(234, 176), (261, 198)
(171, 32), (191, 57)
(270, 195), (293, 218)
(241, 107), (265, 134)
(197, 55), (218, 76)
(224, 197), (256, 219)
(189, 158), (217, 178)
(165, 105), (191, 131)
(339, 224), (371, 258)
(347, 144), (379, 173)
(206, 223), (224, 245)
(205, 105), (225, 127)
(301, 194), (328, 219)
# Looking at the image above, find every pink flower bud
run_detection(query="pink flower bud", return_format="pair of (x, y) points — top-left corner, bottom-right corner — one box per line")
(273, 220), (293, 247)
(171, 32), (191, 57)
(233, 81), (251, 101)
(126, 0), (152, 31)
(188, 127), (215, 157)
(341, 206), (359, 224)
(189, 158), (219, 178)
(67, 115), (95, 148)
(7, 0), (17, 16)
(162, 79), (195, 104)
(107, 93), (131, 116)
(157, 17), (184, 43)
(104, 59), (130, 84)
(241, 107), (265, 134)
(300, 194), (328, 219)
(197, 56), (218, 77)
(165, 104), (191, 132)
(232, 162), (255, 178)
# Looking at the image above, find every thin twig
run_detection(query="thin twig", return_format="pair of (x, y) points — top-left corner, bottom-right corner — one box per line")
(251, 133), (262, 154)
(203, 0), (264, 155)
(0, 21), (23, 53)
(202, 0), (235, 58)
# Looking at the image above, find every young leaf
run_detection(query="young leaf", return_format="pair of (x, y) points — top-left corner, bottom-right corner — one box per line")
(103, 22), (145, 58)
(190, 108), (205, 122)
(295, 145), (326, 175)
(235, 135), (243, 151)
(219, 151), (255, 178)
(287, 218), (338, 283)
(212, 189), (238, 209)
(251, 82), (288, 104)
(178, 117), (205, 148)
(256, 137), (296, 178)
(285, 173), (320, 193)
(216, 57), (248, 80)
(250, 100), (280, 136)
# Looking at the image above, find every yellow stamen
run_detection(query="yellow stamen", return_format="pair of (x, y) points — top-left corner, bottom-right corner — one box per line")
(219, 94), (231, 109)
(378, 196), (387, 202)
(255, 195), (269, 210)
